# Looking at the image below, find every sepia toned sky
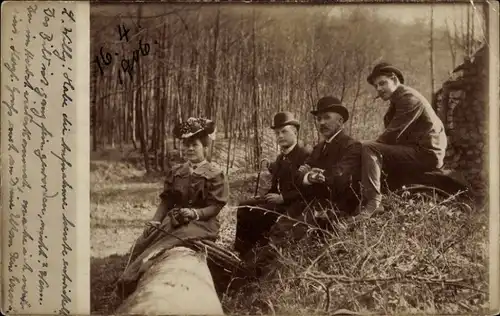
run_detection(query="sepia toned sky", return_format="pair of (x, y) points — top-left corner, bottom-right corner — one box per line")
(328, 3), (486, 32)
(92, 2), (487, 38)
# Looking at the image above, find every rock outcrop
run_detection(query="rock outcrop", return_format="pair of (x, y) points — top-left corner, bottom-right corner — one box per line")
(433, 46), (489, 200)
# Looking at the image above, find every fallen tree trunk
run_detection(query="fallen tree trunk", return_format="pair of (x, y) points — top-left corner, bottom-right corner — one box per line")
(116, 246), (224, 315)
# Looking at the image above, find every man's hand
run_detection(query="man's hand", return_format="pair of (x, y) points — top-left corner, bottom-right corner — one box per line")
(311, 167), (325, 174)
(265, 193), (284, 205)
(178, 208), (198, 220)
(298, 164), (312, 173)
(307, 170), (326, 183)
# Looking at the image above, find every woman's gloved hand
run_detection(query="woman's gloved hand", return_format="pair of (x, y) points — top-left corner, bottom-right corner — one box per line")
(143, 220), (161, 237)
(178, 208), (199, 221)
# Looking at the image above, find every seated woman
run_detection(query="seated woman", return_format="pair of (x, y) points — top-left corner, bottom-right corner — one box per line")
(116, 117), (229, 297)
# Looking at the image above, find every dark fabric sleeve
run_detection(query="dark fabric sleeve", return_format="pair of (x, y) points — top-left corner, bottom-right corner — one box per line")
(324, 141), (362, 194)
(267, 178), (279, 195)
(377, 93), (424, 144)
(282, 187), (302, 205)
(303, 144), (316, 167)
(295, 144), (318, 185)
(282, 148), (311, 204)
(153, 168), (176, 222)
(196, 170), (229, 221)
(267, 155), (282, 195)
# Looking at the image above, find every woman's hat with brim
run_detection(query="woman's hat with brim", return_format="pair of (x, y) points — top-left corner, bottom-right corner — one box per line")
(270, 111), (300, 130)
(310, 96), (349, 122)
(173, 117), (216, 140)
(367, 62), (405, 85)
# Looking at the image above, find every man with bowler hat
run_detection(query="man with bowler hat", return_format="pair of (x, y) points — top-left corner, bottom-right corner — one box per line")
(295, 96), (363, 224)
(249, 97), (362, 279)
(234, 111), (310, 259)
(360, 62), (447, 214)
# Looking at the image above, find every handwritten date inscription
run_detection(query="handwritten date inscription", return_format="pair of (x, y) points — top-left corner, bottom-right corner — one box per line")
(1, 2), (78, 315)
(93, 23), (153, 85)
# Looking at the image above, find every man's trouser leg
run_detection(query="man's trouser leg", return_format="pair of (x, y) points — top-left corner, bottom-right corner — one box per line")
(250, 202), (308, 278)
(361, 141), (437, 207)
(234, 202), (278, 258)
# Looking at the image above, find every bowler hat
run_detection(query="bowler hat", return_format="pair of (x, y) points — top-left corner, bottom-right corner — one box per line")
(270, 111), (300, 129)
(310, 96), (349, 122)
(367, 62), (405, 85)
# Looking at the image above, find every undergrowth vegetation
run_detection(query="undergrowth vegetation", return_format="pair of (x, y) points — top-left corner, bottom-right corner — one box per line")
(90, 156), (488, 315)
(222, 191), (488, 315)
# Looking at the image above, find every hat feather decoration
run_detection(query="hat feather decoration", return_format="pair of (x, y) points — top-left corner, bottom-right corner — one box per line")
(173, 117), (216, 139)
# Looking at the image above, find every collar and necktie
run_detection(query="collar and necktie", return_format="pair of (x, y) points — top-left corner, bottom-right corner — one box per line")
(273, 143), (297, 192)
(322, 128), (343, 153)
(280, 143), (296, 160)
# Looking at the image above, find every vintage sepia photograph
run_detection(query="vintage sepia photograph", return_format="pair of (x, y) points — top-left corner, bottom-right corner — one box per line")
(88, 1), (496, 315)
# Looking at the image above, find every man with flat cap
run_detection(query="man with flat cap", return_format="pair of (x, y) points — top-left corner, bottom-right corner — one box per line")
(360, 62), (447, 214)
(234, 111), (310, 259)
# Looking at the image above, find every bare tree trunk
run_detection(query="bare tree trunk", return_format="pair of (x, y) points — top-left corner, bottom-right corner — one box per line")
(134, 6), (150, 172)
(445, 20), (457, 69)
(115, 247), (224, 315)
(349, 58), (364, 134)
(205, 8), (220, 119)
(131, 88), (138, 150)
(466, 4), (471, 56)
(159, 22), (169, 172)
(91, 59), (98, 151)
(430, 4), (435, 93)
(99, 76), (106, 146)
(108, 72), (115, 148)
(152, 80), (161, 170)
(117, 63), (124, 151)
(251, 10), (261, 171)
(471, 4), (475, 52)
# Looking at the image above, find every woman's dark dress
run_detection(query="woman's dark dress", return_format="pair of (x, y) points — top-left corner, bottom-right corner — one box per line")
(117, 161), (229, 292)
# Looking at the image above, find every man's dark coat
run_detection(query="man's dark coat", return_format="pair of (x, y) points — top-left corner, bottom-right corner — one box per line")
(296, 130), (362, 215)
(234, 144), (310, 257)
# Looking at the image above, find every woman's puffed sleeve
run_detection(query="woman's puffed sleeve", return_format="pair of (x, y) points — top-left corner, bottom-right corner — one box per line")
(196, 169), (229, 221)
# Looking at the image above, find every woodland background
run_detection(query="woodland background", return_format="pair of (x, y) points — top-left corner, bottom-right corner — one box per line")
(90, 3), (490, 315)
(90, 3), (485, 174)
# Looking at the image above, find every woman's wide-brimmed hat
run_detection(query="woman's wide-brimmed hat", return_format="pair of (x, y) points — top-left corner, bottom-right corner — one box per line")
(270, 111), (300, 130)
(173, 117), (216, 140)
(310, 96), (349, 122)
(367, 62), (405, 85)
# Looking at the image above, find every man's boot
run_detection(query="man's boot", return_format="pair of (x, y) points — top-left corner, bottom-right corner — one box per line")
(359, 197), (384, 218)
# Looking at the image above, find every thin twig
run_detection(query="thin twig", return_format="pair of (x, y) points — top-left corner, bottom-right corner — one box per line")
(306, 273), (486, 294)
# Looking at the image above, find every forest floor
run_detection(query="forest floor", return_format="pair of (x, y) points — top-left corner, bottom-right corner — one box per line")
(90, 147), (490, 315)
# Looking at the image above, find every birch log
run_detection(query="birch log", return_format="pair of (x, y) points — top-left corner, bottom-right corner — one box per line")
(116, 246), (224, 315)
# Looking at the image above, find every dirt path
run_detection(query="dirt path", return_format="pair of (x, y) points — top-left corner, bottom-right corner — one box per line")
(91, 173), (245, 258)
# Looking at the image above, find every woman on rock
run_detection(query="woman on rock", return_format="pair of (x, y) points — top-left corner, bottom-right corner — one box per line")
(116, 117), (229, 297)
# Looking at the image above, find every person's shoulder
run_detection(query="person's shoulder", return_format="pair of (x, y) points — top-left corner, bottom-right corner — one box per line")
(394, 85), (426, 106)
(338, 130), (356, 142)
(297, 143), (313, 156)
(311, 140), (325, 151)
(339, 132), (361, 149)
(169, 162), (189, 176)
(195, 161), (224, 179)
